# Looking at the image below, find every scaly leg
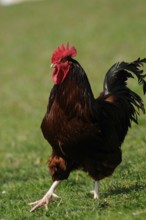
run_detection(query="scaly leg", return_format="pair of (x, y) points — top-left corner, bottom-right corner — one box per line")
(29, 180), (61, 212)
(91, 181), (99, 199)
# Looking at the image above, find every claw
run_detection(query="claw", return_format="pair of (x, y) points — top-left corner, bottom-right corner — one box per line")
(28, 180), (61, 212)
(29, 193), (61, 212)
(44, 203), (48, 211)
(28, 200), (40, 206)
(52, 193), (60, 198)
(29, 198), (49, 212)
(90, 190), (99, 199)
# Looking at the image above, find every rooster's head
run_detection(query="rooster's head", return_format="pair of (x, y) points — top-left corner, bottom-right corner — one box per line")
(51, 43), (77, 85)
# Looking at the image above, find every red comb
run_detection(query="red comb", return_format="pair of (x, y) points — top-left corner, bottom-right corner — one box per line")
(51, 43), (77, 63)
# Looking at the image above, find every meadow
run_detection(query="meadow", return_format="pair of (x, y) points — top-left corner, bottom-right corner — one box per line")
(0, 0), (146, 219)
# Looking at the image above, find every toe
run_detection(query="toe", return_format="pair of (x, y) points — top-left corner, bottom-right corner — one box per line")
(30, 201), (45, 212)
(52, 193), (60, 198)
(28, 200), (40, 206)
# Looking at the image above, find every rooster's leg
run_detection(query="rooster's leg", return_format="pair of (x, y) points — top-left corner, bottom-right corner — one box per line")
(91, 181), (99, 199)
(29, 180), (61, 212)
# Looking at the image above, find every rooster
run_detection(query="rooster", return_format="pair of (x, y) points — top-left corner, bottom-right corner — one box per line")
(29, 43), (146, 212)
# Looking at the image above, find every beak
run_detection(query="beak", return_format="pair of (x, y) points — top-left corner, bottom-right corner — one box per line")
(50, 63), (57, 68)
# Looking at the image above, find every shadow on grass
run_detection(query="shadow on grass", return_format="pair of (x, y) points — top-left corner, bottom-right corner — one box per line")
(105, 181), (146, 197)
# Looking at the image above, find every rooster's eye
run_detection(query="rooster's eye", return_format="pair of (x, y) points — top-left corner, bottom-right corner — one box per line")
(61, 57), (67, 62)
(61, 56), (71, 62)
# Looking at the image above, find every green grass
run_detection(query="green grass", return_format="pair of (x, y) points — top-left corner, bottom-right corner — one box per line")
(0, 0), (146, 219)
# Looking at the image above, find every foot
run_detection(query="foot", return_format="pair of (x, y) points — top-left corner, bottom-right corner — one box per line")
(90, 181), (99, 199)
(90, 190), (99, 199)
(29, 193), (60, 212)
(28, 180), (61, 212)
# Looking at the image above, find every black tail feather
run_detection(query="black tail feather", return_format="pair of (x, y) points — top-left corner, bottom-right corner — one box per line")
(103, 58), (146, 123)
(104, 58), (146, 95)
